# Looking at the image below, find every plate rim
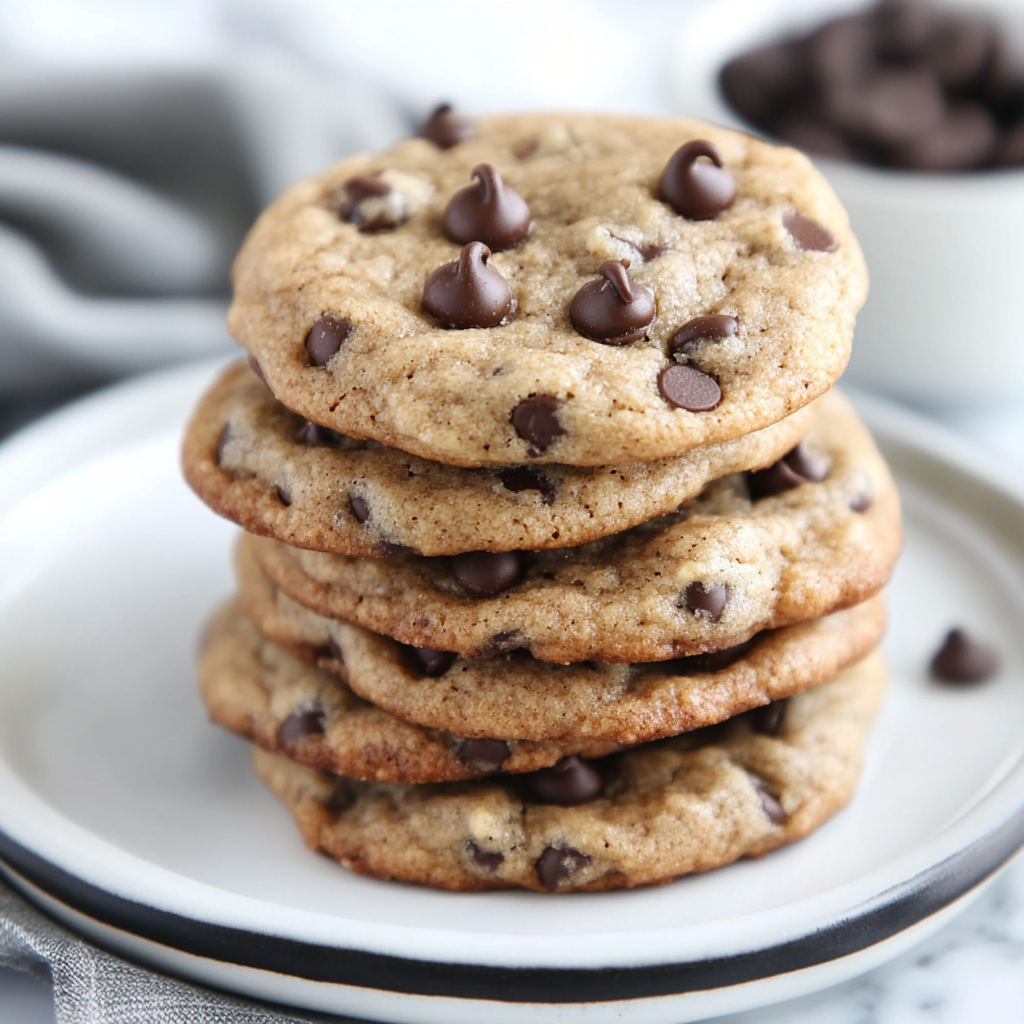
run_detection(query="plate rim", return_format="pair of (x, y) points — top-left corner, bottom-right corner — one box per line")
(1, 363), (1024, 1001)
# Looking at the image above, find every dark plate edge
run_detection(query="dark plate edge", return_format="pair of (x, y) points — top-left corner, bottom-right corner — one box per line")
(2, 810), (1023, 1005)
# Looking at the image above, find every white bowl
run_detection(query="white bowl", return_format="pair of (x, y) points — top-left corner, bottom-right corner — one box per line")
(669, 0), (1024, 405)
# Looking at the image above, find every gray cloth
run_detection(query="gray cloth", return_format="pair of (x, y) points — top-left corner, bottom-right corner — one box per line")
(0, 878), (356, 1024)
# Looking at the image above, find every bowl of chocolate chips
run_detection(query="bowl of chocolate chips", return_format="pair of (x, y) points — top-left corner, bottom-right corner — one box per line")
(670, 0), (1024, 405)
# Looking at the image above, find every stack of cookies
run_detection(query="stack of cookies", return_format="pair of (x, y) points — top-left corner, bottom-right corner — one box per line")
(183, 111), (900, 893)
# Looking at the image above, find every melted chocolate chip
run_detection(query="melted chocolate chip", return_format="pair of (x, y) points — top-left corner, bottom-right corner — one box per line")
(569, 259), (656, 345)
(499, 467), (557, 504)
(669, 314), (739, 356)
(275, 485), (291, 507)
(658, 139), (737, 220)
(610, 235), (673, 261)
(405, 646), (457, 677)
(467, 840), (504, 870)
(296, 420), (347, 448)
(525, 757), (603, 806)
(666, 637), (757, 675)
(458, 737), (510, 772)
(536, 845), (591, 891)
(930, 627), (1000, 684)
(451, 550), (524, 597)
(443, 164), (531, 252)
(248, 354), (267, 384)
(682, 581), (729, 623)
(327, 636), (344, 665)
(422, 241), (512, 329)
(477, 629), (523, 658)
(341, 175), (403, 232)
(511, 395), (565, 454)
(783, 211), (837, 253)
(750, 698), (789, 736)
(748, 442), (828, 500)
(752, 777), (787, 824)
(377, 541), (415, 559)
(658, 364), (722, 411)
(305, 314), (352, 367)
(348, 495), (370, 523)
(215, 423), (231, 465)
(277, 708), (325, 748)
(419, 103), (475, 149)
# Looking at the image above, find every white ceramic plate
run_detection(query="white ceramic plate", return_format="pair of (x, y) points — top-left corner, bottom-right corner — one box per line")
(0, 361), (1022, 1024)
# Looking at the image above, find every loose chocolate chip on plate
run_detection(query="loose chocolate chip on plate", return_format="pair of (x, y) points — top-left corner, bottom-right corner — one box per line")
(569, 259), (655, 345)
(930, 627), (1000, 683)
(682, 581), (729, 623)
(658, 364), (722, 411)
(669, 314), (739, 356)
(444, 163), (532, 252)
(511, 395), (565, 454)
(525, 756), (603, 806)
(659, 139), (737, 220)
(419, 103), (476, 149)
(748, 441), (828, 499)
(751, 776), (787, 825)
(277, 708), (325, 748)
(783, 211), (837, 252)
(467, 840), (504, 870)
(422, 241), (512, 329)
(458, 737), (510, 772)
(750, 697), (789, 736)
(305, 314), (353, 367)
(499, 467), (557, 504)
(536, 845), (592, 891)
(348, 495), (370, 523)
(451, 550), (524, 596)
(405, 645), (458, 677)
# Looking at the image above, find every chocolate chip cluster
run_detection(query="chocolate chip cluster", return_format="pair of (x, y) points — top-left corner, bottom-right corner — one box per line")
(722, 0), (1024, 170)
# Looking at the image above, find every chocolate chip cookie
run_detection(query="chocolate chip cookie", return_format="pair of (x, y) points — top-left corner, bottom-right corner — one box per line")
(238, 539), (885, 744)
(201, 602), (617, 783)
(253, 649), (886, 891)
(229, 113), (866, 467)
(244, 391), (900, 663)
(184, 361), (818, 557)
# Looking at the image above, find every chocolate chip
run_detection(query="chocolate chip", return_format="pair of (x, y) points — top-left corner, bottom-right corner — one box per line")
(658, 139), (737, 220)
(569, 259), (656, 345)
(748, 441), (828, 500)
(751, 777), (787, 825)
(405, 646), (457, 677)
(720, 42), (808, 126)
(891, 103), (997, 171)
(525, 757), (603, 806)
(666, 637), (756, 675)
(783, 211), (837, 253)
(927, 14), (993, 92)
(930, 627), (1000, 684)
(511, 395), (564, 454)
(827, 69), (946, 148)
(377, 541), (415, 559)
(750, 698), (789, 736)
(348, 494), (370, 523)
(669, 314), (739, 356)
(419, 103), (475, 149)
(248, 354), (267, 384)
(776, 118), (856, 161)
(327, 636), (344, 665)
(296, 420), (347, 448)
(340, 175), (403, 232)
(458, 738), (510, 772)
(657, 364), (721, 411)
(277, 708), (325, 748)
(610, 235), (672, 261)
(215, 423), (231, 465)
(499, 467), (556, 504)
(275, 485), (291, 507)
(422, 241), (512, 329)
(467, 840), (504, 870)
(807, 16), (874, 86)
(682, 581), (729, 623)
(451, 550), (523, 597)
(849, 492), (872, 513)
(875, 0), (936, 63)
(305, 314), (352, 367)
(443, 164), (532, 252)
(477, 629), (523, 658)
(536, 845), (591, 891)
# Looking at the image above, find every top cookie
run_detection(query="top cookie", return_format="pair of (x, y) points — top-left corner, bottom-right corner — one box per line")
(229, 113), (867, 467)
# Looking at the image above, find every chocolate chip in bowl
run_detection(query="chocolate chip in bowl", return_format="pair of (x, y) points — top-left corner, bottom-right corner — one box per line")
(669, 0), (1024, 406)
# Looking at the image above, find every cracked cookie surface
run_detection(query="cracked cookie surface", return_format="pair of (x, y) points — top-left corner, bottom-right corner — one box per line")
(229, 113), (866, 467)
